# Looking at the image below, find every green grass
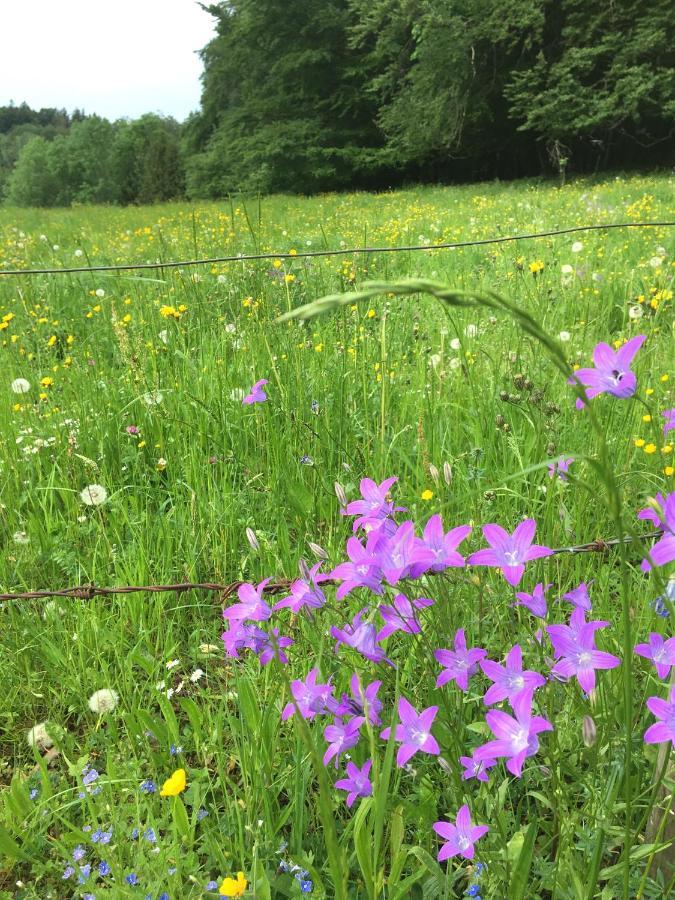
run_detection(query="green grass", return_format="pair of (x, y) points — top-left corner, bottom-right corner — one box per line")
(0, 174), (673, 898)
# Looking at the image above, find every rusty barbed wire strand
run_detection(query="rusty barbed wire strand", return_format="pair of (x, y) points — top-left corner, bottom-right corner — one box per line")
(0, 221), (673, 277)
(0, 530), (663, 602)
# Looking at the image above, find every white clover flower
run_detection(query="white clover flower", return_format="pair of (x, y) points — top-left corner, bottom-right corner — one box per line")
(11, 378), (31, 394)
(95, 288), (105, 298)
(13, 531), (29, 545)
(571, 241), (583, 253)
(27, 722), (54, 750)
(88, 688), (119, 713)
(80, 484), (108, 506)
(449, 338), (461, 350)
(558, 331), (571, 342)
(628, 305), (644, 320)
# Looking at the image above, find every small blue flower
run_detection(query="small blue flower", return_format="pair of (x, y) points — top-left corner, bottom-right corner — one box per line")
(82, 768), (99, 786)
(466, 887), (481, 898)
(73, 845), (86, 861)
(167, 867), (177, 875)
(205, 881), (218, 891)
(169, 744), (183, 756)
(311, 400), (320, 414)
(78, 863), (92, 884)
(62, 866), (75, 879)
(29, 788), (38, 800)
(300, 880), (313, 893)
(83, 894), (96, 900)
(144, 827), (157, 843)
(82, 825), (92, 833)
(300, 455), (314, 466)
(278, 860), (290, 873)
(98, 861), (111, 877)
(125, 872), (139, 886)
(131, 827), (139, 840)
(140, 779), (157, 793)
(197, 807), (208, 821)
(159, 894), (170, 900)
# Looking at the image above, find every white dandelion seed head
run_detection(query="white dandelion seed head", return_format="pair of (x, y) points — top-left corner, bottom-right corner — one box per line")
(13, 530), (30, 545)
(95, 288), (105, 298)
(571, 241), (583, 253)
(449, 338), (461, 350)
(11, 378), (31, 394)
(628, 305), (644, 320)
(74, 249), (83, 258)
(225, 323), (236, 334)
(464, 324), (478, 338)
(87, 688), (119, 714)
(429, 353), (442, 370)
(561, 264), (574, 275)
(217, 274), (227, 284)
(27, 721), (54, 750)
(558, 331), (571, 342)
(449, 357), (461, 370)
(80, 484), (108, 507)
(649, 256), (664, 269)
(143, 390), (164, 406)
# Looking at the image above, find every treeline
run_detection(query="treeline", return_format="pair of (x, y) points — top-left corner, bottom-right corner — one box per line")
(1, 107), (183, 206)
(3, 0), (674, 206)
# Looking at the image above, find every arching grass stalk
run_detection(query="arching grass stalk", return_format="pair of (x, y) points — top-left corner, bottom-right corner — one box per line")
(274, 657), (348, 899)
(278, 278), (641, 897)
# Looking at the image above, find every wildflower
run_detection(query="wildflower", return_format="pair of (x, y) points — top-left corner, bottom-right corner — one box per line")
(99, 861), (111, 876)
(256, 627), (294, 665)
(513, 583), (550, 618)
(377, 593), (434, 640)
(380, 696), (440, 767)
(323, 716), (365, 767)
(299, 880), (313, 892)
(223, 579), (272, 623)
(421, 489), (433, 501)
(547, 608), (620, 693)
(569, 335), (645, 408)
(342, 476), (403, 531)
(29, 788), (38, 799)
(480, 644), (546, 705)
(156, 457), (168, 471)
(160, 768), (187, 797)
(82, 768), (99, 785)
(467, 519), (553, 587)
(435, 629), (487, 691)
(126, 425), (140, 435)
(11, 378), (30, 394)
(335, 759), (373, 807)
(634, 633), (675, 678)
(80, 484), (108, 507)
(63, 866), (75, 880)
(663, 409), (675, 437)
(73, 845), (86, 861)
(274, 563), (328, 614)
(528, 260), (544, 275)
(281, 668), (334, 720)
(547, 457), (574, 480)
(197, 807), (209, 821)
(140, 779), (157, 793)
(460, 754), (497, 783)
(433, 805), (489, 861)
(414, 515), (471, 574)
(329, 673), (383, 725)
(330, 536), (383, 599)
(125, 873), (139, 886)
(640, 492), (675, 571)
(644, 687), (675, 744)
(143, 390), (164, 406)
(473, 690), (553, 776)
(92, 828), (112, 844)
(26, 721), (53, 750)
(558, 331), (571, 342)
(562, 582), (592, 611)
(144, 827), (157, 843)
(571, 241), (583, 253)
(219, 872), (247, 897)
(376, 520), (437, 584)
(242, 379), (268, 404)
(332, 609), (392, 665)
(88, 689), (119, 713)
(189, 668), (205, 683)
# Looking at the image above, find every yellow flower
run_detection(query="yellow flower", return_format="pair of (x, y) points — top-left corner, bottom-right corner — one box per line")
(273, 259), (282, 269)
(662, 445), (673, 454)
(642, 414), (652, 422)
(634, 439), (645, 448)
(421, 489), (433, 501)
(219, 872), (247, 897)
(47, 335), (57, 347)
(160, 768), (187, 797)
(644, 443), (657, 454)
(40, 377), (54, 388)
(665, 466), (674, 477)
(366, 309), (376, 318)
(661, 374), (669, 382)
(284, 273), (295, 283)
(528, 260), (544, 275)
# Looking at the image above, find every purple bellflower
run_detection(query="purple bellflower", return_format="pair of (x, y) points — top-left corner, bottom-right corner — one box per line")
(331, 609), (392, 665)
(480, 644), (546, 706)
(638, 493), (668, 529)
(513, 582), (550, 618)
(256, 628), (294, 665)
(380, 696), (440, 767)
(640, 492), (675, 571)
(435, 628), (487, 692)
(376, 521), (436, 585)
(377, 593), (434, 640)
(411, 515), (472, 576)
(634, 633), (675, 679)
(274, 563), (328, 614)
(335, 760), (373, 807)
(644, 687), (675, 744)
(221, 620), (268, 658)
(331, 536), (383, 599)
(342, 476), (403, 532)
(460, 753), (497, 783)
(223, 579), (272, 623)
(662, 408), (675, 437)
(242, 378), (268, 404)
(467, 519), (553, 586)
(329, 673), (383, 725)
(547, 609), (620, 693)
(569, 335), (645, 408)
(281, 668), (334, 721)
(433, 805), (488, 861)
(548, 457), (574, 480)
(323, 716), (365, 767)
(473, 690), (553, 777)
(562, 582), (592, 611)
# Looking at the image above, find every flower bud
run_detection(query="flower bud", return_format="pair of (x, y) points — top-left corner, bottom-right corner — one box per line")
(429, 464), (440, 485)
(298, 558), (310, 581)
(308, 541), (328, 560)
(582, 715), (597, 747)
(245, 527), (259, 551)
(443, 462), (453, 485)
(334, 482), (348, 507)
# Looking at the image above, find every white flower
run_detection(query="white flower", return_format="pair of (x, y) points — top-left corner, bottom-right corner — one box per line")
(571, 241), (583, 253)
(166, 658), (180, 670)
(449, 338), (461, 350)
(448, 357), (461, 370)
(88, 688), (119, 713)
(158, 330), (169, 345)
(52, 244), (59, 251)
(217, 274), (227, 284)
(189, 668), (205, 683)
(13, 530), (29, 545)
(143, 390), (164, 406)
(464, 324), (478, 338)
(95, 288), (105, 298)
(628, 305), (644, 320)
(74, 249), (83, 258)
(39, 234), (48, 242)
(561, 264), (574, 275)
(80, 484), (108, 506)
(27, 721), (54, 750)
(225, 323), (236, 334)
(649, 256), (663, 269)
(11, 378), (30, 394)
(558, 331), (571, 342)
(429, 353), (442, 370)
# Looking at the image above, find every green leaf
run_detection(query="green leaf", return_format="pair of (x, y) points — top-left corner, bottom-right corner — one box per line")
(172, 796), (190, 840)
(509, 819), (538, 900)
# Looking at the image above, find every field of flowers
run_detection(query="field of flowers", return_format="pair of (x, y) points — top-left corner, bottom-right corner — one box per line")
(0, 174), (673, 899)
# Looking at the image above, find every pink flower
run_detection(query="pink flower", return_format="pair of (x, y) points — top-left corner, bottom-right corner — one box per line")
(569, 335), (645, 408)
(644, 687), (675, 744)
(467, 519), (553, 586)
(380, 696), (440, 767)
(473, 690), (553, 777)
(433, 805), (488, 861)
(634, 633), (675, 679)
(435, 629), (486, 692)
(242, 379), (268, 404)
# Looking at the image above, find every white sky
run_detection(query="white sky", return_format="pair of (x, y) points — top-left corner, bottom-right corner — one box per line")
(0, 0), (216, 121)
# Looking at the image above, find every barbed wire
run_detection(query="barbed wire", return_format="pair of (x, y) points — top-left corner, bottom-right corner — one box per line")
(0, 530), (662, 602)
(0, 221), (672, 277)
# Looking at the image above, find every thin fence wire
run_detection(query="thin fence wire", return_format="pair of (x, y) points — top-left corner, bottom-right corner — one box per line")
(0, 531), (662, 602)
(0, 221), (673, 277)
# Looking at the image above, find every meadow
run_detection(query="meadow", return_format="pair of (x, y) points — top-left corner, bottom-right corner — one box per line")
(0, 174), (673, 899)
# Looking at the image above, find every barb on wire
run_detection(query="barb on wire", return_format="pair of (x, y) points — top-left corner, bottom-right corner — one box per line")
(0, 530), (662, 602)
(0, 221), (672, 277)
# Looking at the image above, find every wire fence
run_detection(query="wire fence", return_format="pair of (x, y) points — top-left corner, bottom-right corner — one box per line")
(0, 531), (662, 603)
(0, 221), (673, 277)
